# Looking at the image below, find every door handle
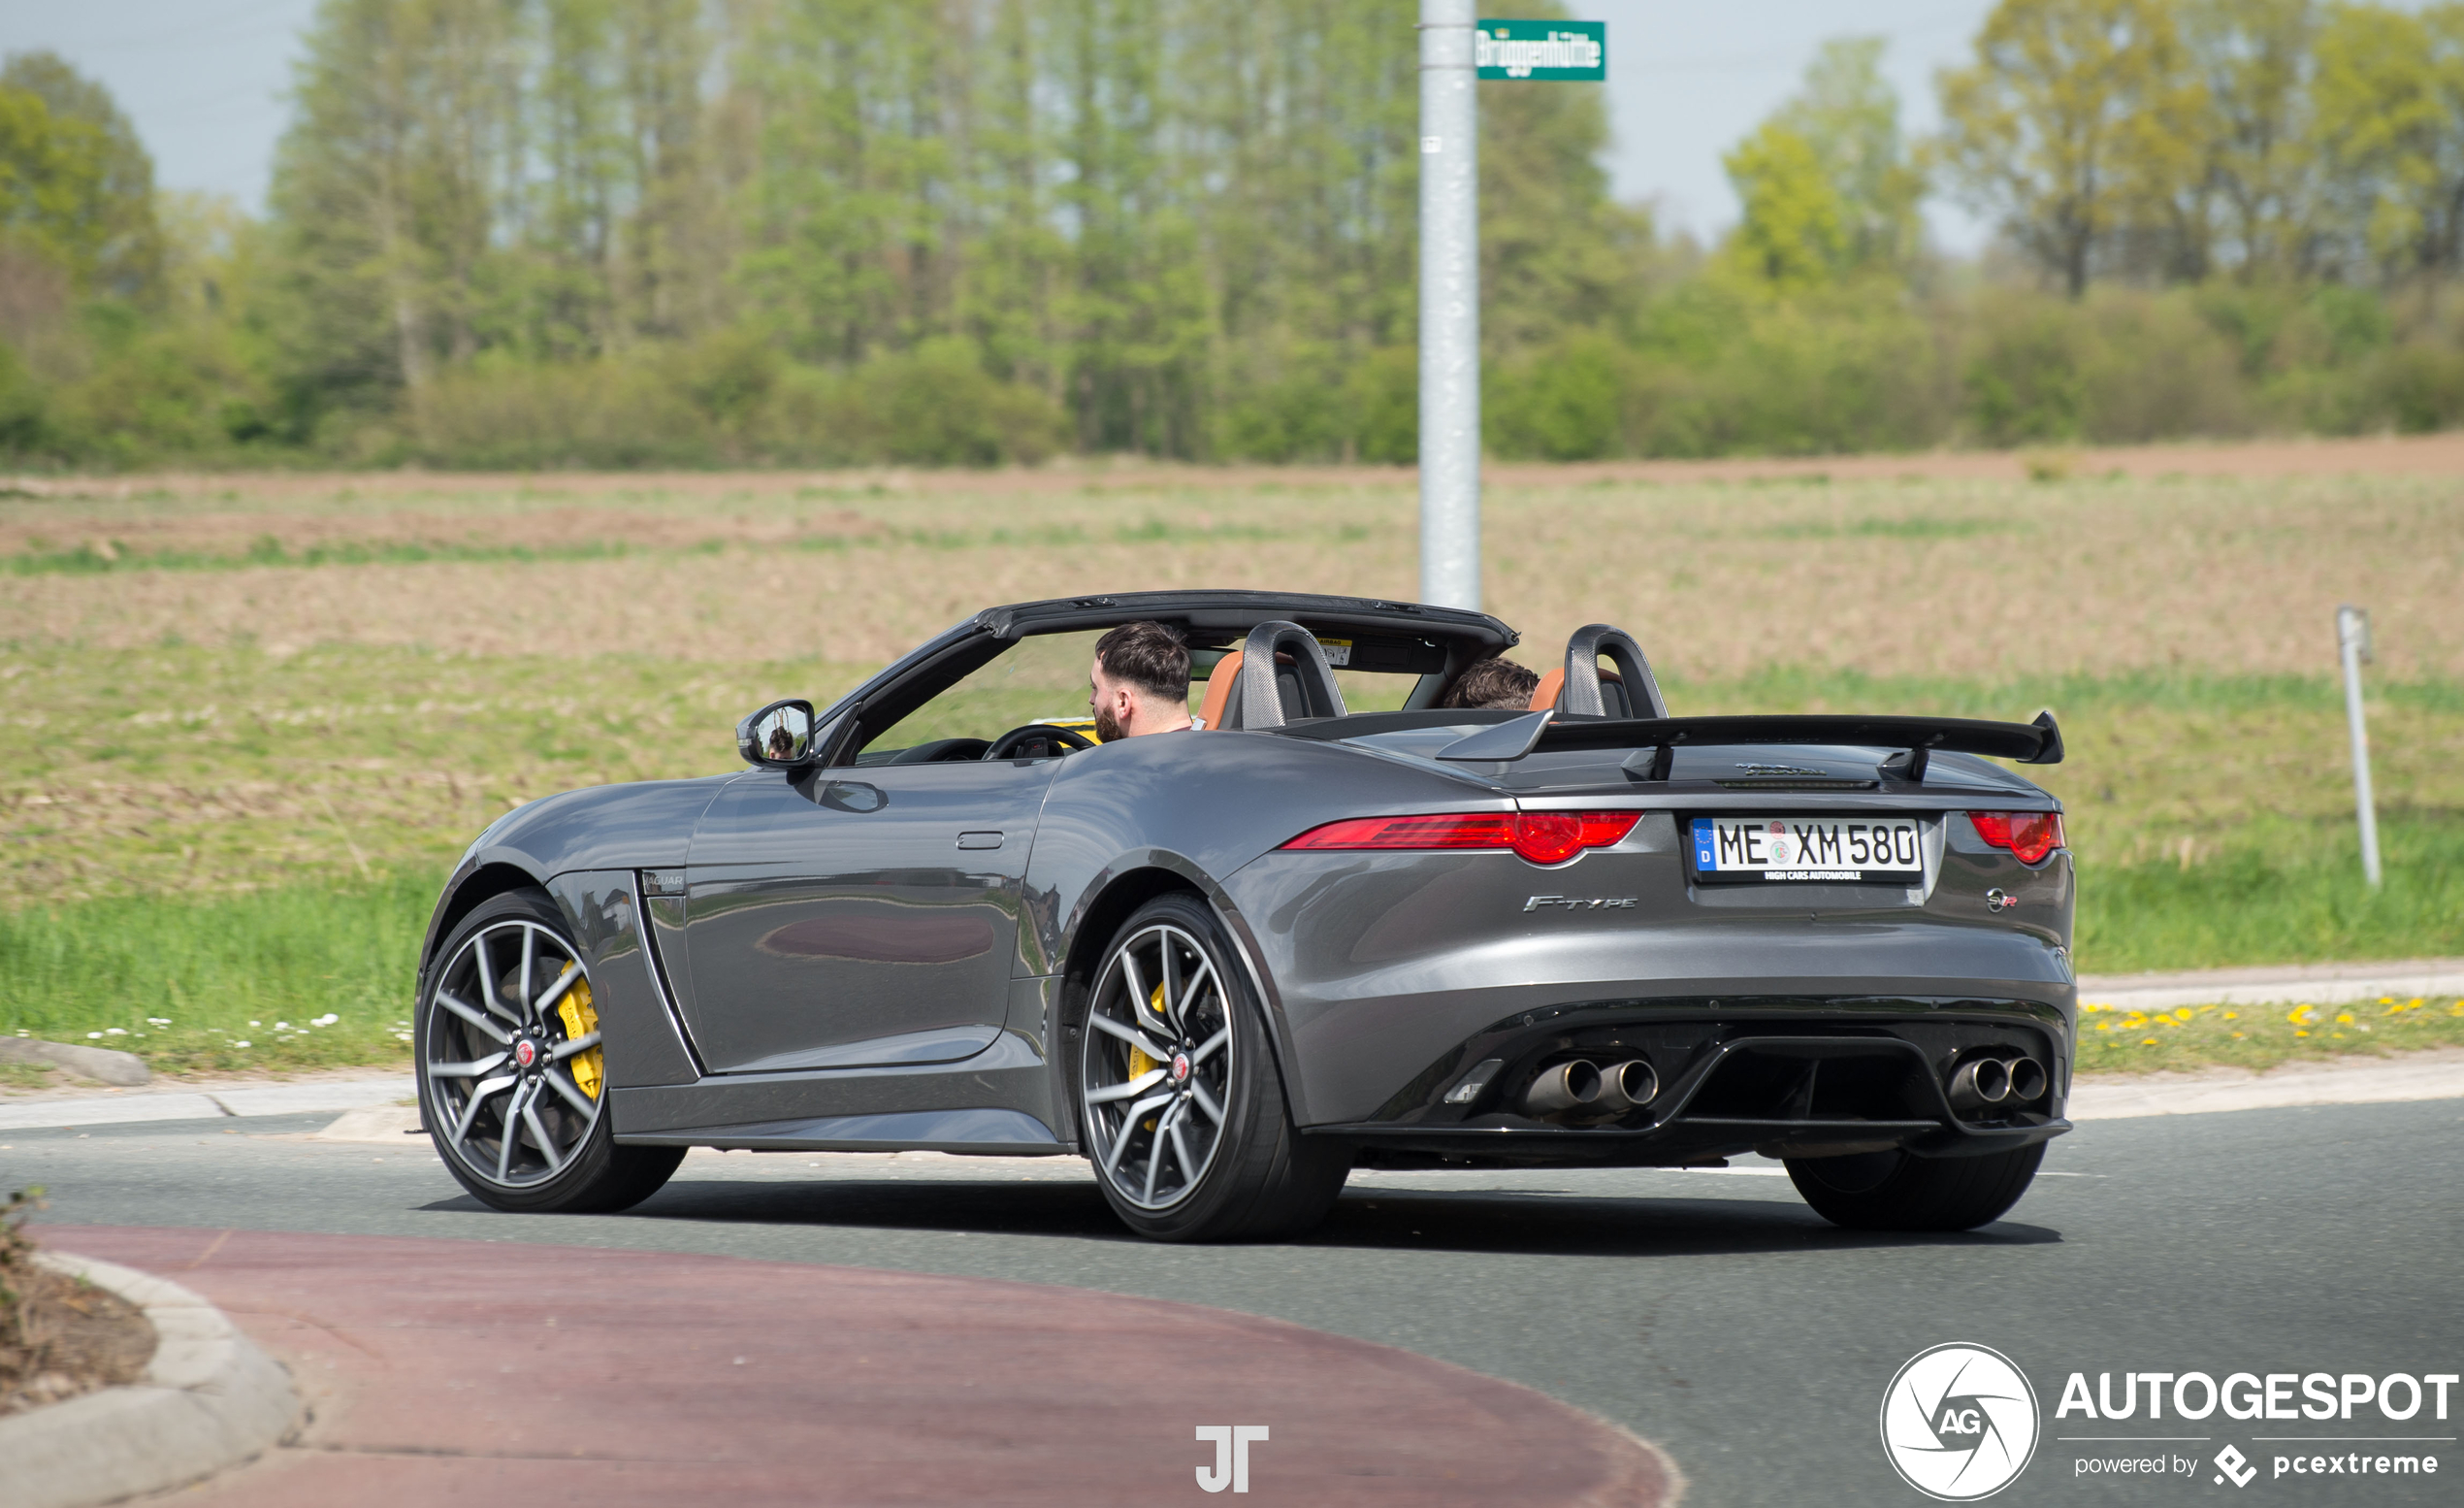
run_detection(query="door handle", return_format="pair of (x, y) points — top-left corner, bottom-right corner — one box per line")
(956, 832), (1004, 850)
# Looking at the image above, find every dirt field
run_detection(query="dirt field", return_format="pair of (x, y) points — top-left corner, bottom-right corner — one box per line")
(4, 456), (2460, 682)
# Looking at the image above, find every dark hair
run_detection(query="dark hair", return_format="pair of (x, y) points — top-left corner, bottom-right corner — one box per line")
(1442, 656), (1540, 710)
(1094, 620), (1190, 703)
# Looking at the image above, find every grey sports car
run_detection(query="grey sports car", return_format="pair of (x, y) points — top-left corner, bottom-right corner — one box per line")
(415, 590), (2075, 1241)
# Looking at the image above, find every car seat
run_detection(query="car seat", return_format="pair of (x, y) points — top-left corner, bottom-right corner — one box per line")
(1197, 650), (1243, 730)
(1527, 624), (1670, 719)
(1201, 621), (1346, 729)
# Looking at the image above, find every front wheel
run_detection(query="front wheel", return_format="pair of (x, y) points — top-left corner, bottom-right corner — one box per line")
(1785, 1143), (2045, 1231)
(1076, 894), (1347, 1242)
(418, 889), (683, 1213)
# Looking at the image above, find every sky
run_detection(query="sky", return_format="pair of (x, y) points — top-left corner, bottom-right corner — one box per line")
(0, 0), (2001, 250)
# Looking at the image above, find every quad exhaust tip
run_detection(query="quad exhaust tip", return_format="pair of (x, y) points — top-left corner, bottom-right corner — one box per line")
(2007, 1055), (2048, 1102)
(1598, 1059), (1659, 1114)
(1522, 1058), (1658, 1119)
(1523, 1060), (1602, 1117)
(1946, 1055), (2047, 1113)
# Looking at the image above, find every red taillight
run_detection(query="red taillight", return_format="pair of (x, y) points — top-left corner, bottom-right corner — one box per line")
(1967, 810), (2065, 865)
(1281, 810), (1639, 866)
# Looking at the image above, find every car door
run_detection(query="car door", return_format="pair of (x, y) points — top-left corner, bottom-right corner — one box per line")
(678, 760), (1055, 1074)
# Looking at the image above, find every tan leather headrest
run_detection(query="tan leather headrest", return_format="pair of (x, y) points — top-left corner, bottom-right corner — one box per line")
(1197, 649), (1243, 729)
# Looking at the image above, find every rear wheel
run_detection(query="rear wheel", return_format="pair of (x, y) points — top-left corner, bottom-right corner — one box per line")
(418, 889), (683, 1213)
(1075, 894), (1347, 1242)
(1785, 1143), (2045, 1231)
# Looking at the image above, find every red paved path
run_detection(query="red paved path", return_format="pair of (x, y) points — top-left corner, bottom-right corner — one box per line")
(47, 1227), (1677, 1506)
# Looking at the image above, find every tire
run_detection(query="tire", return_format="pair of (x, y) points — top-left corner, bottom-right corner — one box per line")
(1074, 893), (1348, 1242)
(1785, 1142), (2046, 1232)
(417, 889), (684, 1214)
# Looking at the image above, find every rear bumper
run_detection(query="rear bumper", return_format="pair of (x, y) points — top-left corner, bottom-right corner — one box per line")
(1299, 1000), (2071, 1169)
(1313, 1116), (2068, 1169)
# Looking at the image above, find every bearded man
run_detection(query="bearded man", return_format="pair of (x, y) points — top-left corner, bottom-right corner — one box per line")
(1087, 620), (1195, 740)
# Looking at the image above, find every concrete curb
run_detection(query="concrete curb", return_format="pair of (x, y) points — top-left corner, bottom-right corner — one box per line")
(0, 1077), (415, 1131)
(0, 1254), (300, 1508)
(0, 1040), (147, 1088)
(2077, 958), (2464, 1013)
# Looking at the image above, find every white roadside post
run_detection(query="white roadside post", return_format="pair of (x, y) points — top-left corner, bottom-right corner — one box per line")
(2336, 604), (2383, 888)
(1417, 0), (1481, 611)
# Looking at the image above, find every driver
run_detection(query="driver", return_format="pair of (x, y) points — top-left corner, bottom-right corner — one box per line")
(1088, 621), (1194, 739)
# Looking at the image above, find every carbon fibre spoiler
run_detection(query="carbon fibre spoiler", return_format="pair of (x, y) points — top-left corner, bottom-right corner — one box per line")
(1436, 709), (2064, 776)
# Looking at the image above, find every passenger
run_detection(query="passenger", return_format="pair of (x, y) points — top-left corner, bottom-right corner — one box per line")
(1443, 656), (1540, 710)
(1089, 620), (1195, 739)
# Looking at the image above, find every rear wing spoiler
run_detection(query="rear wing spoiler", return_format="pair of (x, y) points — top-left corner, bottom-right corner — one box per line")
(1437, 709), (2064, 778)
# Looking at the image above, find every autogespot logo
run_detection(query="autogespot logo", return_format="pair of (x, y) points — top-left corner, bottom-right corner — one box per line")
(1882, 1343), (2043, 1500)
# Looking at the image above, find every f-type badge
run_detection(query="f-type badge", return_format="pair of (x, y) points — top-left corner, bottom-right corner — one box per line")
(1524, 896), (1637, 912)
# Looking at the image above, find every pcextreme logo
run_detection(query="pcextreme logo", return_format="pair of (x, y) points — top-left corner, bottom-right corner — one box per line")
(1881, 1343), (2042, 1501)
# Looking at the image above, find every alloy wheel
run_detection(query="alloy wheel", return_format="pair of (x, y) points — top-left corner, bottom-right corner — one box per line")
(1079, 922), (1234, 1210)
(423, 918), (606, 1188)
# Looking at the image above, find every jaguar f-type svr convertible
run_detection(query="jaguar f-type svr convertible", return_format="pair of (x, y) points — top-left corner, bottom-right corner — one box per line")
(415, 589), (2076, 1241)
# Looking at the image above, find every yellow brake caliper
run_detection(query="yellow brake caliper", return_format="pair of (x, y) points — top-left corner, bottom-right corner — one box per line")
(1126, 981), (1171, 1130)
(556, 978), (604, 1099)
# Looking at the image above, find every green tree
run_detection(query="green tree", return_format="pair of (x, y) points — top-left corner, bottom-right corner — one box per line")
(1934, 0), (2207, 296)
(1769, 38), (1925, 274)
(1478, 23), (1649, 357)
(271, 0), (527, 400)
(738, 0), (977, 366)
(1723, 122), (1851, 288)
(2311, 1), (2464, 304)
(2180, 0), (2324, 281)
(0, 52), (161, 300)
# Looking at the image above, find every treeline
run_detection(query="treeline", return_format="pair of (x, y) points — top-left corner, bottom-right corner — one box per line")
(8, 0), (2464, 469)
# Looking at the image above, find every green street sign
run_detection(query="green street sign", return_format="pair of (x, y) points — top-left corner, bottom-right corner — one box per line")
(1475, 19), (1606, 82)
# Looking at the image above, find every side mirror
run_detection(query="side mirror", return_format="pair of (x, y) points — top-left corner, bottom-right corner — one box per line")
(736, 699), (816, 768)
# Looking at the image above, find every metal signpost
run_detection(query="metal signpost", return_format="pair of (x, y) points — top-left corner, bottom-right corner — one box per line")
(2336, 605), (2383, 888)
(1416, 11), (1605, 612)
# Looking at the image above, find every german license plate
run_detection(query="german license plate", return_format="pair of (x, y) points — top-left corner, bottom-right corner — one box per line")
(1690, 816), (1924, 884)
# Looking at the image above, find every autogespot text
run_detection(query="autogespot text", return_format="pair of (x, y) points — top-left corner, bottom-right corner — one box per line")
(2056, 1368), (2455, 1491)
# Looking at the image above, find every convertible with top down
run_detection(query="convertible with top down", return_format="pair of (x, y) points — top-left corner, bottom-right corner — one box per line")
(415, 590), (2077, 1241)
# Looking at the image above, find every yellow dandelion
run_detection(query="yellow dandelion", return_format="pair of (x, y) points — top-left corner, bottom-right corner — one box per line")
(2222, 1011), (2238, 1021)
(2295, 1029), (2310, 1037)
(2335, 1012), (2354, 1025)
(2231, 1032), (2246, 1039)
(2380, 996), (2394, 1004)
(2175, 1007), (2194, 1022)
(2409, 997), (2423, 1008)
(2141, 1037), (2159, 1046)
(2095, 1022), (2111, 1032)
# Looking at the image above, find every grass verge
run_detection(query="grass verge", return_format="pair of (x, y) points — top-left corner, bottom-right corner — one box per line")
(2076, 995), (2464, 1075)
(0, 872), (430, 1076)
(2070, 810), (2464, 972)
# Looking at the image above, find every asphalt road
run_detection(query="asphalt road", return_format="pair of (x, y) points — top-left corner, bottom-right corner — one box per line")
(8, 1098), (2459, 1507)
